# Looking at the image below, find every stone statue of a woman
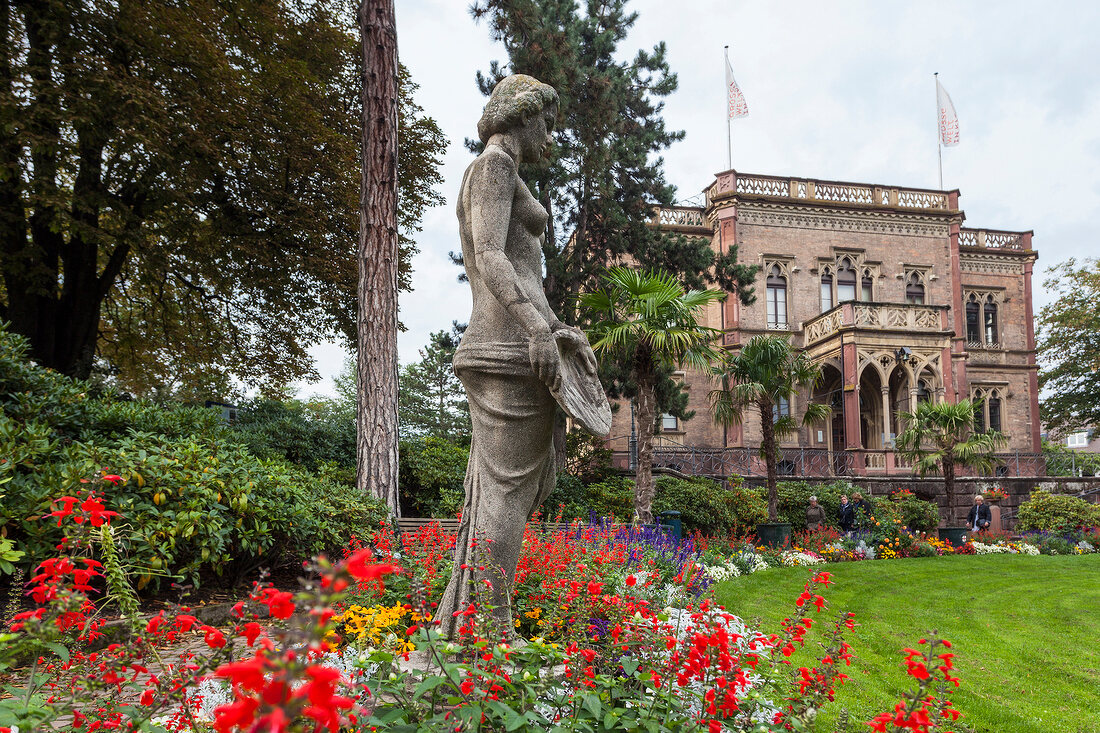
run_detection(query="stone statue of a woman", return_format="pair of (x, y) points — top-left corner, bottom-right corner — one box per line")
(435, 74), (608, 638)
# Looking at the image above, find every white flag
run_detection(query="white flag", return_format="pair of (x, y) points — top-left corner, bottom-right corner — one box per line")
(936, 78), (959, 147)
(725, 56), (748, 119)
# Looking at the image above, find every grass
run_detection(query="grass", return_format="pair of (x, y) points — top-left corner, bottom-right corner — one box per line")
(713, 554), (1100, 733)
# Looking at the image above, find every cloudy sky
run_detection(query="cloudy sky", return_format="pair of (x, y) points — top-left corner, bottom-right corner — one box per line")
(297, 0), (1100, 397)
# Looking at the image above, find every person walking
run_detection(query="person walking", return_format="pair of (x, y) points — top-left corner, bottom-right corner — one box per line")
(967, 494), (992, 534)
(806, 495), (827, 532)
(838, 494), (855, 534)
(851, 492), (873, 531)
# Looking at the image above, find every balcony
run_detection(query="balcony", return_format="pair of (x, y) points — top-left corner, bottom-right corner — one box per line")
(704, 171), (955, 213)
(958, 227), (1032, 252)
(803, 302), (950, 346)
(648, 205), (709, 233)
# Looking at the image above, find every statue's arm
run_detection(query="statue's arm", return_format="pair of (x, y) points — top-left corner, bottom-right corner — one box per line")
(470, 150), (552, 339)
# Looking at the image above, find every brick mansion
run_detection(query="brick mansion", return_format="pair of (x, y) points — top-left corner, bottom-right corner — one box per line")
(609, 169), (1040, 477)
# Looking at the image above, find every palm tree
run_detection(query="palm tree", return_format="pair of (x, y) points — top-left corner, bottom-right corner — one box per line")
(709, 335), (830, 524)
(581, 267), (726, 524)
(894, 399), (1007, 526)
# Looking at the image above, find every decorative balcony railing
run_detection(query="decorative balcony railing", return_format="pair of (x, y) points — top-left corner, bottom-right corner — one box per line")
(635, 447), (1065, 479)
(958, 228), (1030, 251)
(649, 205), (708, 229)
(705, 171), (953, 212)
(802, 302), (948, 345)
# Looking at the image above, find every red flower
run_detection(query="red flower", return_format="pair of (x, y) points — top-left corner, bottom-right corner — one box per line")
(202, 625), (227, 648)
(242, 621), (264, 646)
(213, 696), (260, 732)
(460, 678), (475, 695)
(49, 496), (81, 526)
(101, 474), (123, 484)
(145, 612), (165, 634)
(217, 656), (268, 692)
(259, 589), (296, 620)
(344, 550), (399, 582)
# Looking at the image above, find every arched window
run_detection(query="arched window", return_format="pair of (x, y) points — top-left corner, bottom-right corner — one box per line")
(820, 269), (834, 311)
(766, 264), (788, 329)
(987, 394), (1002, 432)
(973, 403), (986, 433)
(972, 387), (1005, 434)
(983, 295), (998, 345)
(861, 269), (874, 301)
(905, 272), (925, 304)
(965, 294), (982, 344)
(836, 258), (857, 302)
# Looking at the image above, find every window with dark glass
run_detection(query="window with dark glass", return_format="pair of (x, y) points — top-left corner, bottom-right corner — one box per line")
(983, 296), (998, 344)
(916, 380), (932, 404)
(905, 272), (925, 304)
(773, 396), (790, 423)
(973, 403), (986, 433)
(861, 271), (874, 301)
(988, 396), (1002, 432)
(836, 258), (857, 301)
(820, 272), (834, 311)
(966, 296), (981, 343)
(766, 264), (788, 328)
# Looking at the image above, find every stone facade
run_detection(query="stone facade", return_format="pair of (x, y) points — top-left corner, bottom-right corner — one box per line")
(609, 170), (1040, 477)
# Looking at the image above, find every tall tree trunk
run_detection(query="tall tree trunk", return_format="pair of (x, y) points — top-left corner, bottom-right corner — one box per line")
(943, 454), (956, 526)
(633, 346), (657, 524)
(761, 398), (780, 522)
(356, 0), (400, 516)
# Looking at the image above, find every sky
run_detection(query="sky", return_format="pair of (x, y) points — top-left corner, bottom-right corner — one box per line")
(296, 0), (1100, 398)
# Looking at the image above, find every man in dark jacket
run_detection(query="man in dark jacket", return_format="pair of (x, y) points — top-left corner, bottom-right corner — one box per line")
(851, 492), (873, 531)
(838, 494), (855, 534)
(967, 495), (993, 533)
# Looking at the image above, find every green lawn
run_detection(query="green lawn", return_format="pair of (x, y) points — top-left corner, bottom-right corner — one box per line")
(713, 554), (1100, 733)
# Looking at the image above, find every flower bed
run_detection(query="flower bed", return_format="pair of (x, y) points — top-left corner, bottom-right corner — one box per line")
(6, 486), (1092, 732)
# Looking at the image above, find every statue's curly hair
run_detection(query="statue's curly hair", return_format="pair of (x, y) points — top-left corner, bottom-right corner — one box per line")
(477, 74), (558, 144)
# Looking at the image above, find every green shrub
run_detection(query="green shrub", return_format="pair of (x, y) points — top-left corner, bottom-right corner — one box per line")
(0, 324), (389, 589)
(654, 476), (765, 536)
(231, 398), (356, 470)
(399, 436), (468, 517)
(889, 494), (940, 532)
(1016, 489), (1100, 533)
(544, 475), (633, 523)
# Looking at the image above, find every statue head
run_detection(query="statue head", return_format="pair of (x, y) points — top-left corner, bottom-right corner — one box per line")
(477, 74), (559, 144)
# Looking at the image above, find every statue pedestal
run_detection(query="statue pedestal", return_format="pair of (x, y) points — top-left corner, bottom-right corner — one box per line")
(990, 504), (1002, 531)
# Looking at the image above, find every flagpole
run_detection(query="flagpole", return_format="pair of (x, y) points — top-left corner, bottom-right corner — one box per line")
(935, 72), (943, 189)
(725, 45), (732, 170)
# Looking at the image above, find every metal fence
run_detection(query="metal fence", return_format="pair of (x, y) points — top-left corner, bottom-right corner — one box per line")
(647, 446), (1100, 479)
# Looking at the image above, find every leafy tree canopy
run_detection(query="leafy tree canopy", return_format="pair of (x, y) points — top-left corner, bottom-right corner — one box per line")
(0, 1), (445, 399)
(1038, 258), (1100, 435)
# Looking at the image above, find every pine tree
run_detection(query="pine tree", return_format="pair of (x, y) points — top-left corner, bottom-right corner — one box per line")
(357, 0), (400, 513)
(399, 329), (472, 445)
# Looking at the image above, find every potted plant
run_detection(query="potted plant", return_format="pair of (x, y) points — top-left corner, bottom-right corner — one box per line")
(894, 399), (1006, 546)
(709, 335), (829, 548)
(982, 487), (1009, 505)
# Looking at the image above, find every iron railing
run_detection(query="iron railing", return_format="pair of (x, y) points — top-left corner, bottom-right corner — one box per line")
(645, 447), (1100, 479)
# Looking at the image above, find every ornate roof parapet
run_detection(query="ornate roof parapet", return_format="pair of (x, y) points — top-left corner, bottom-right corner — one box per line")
(704, 170), (960, 215)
